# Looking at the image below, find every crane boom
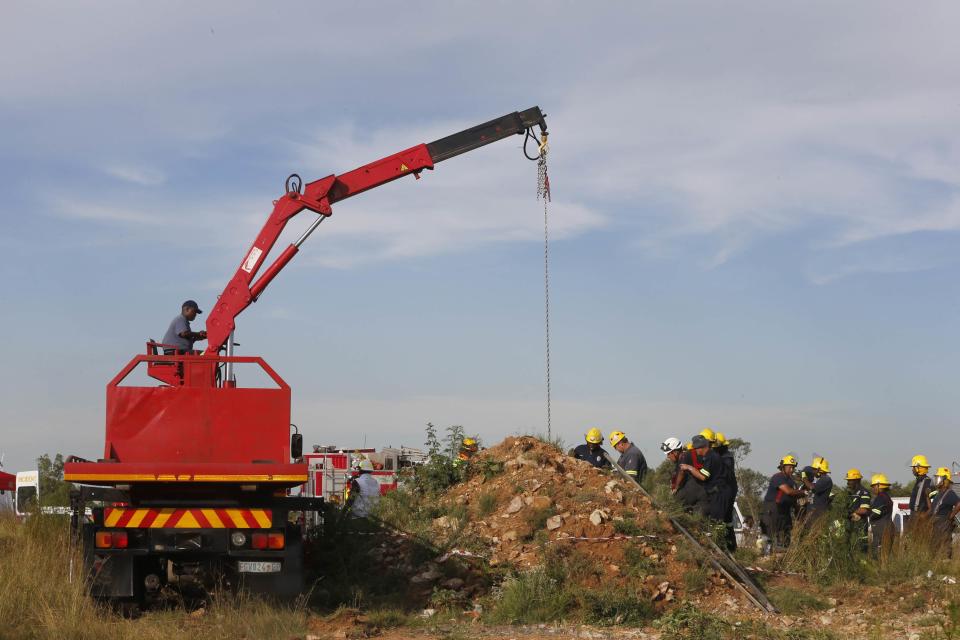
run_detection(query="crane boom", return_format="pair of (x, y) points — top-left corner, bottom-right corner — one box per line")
(203, 107), (547, 355)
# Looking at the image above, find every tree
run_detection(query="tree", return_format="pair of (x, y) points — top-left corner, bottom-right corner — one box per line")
(37, 453), (71, 506)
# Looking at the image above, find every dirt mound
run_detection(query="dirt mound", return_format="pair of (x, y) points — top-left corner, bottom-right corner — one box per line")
(432, 436), (701, 600)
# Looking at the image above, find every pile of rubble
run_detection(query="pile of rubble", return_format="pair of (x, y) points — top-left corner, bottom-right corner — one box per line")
(431, 436), (697, 595)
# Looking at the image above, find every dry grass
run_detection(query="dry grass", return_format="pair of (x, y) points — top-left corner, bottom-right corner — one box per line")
(0, 514), (308, 640)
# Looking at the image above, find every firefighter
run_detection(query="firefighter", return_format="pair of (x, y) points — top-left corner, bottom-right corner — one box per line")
(609, 431), (648, 483)
(345, 460), (380, 518)
(868, 473), (894, 559)
(714, 432), (738, 550)
(677, 434), (723, 520)
(907, 454), (933, 529)
(846, 468), (871, 553)
(661, 436), (684, 491)
(795, 457), (820, 524)
(572, 428), (611, 469)
(930, 467), (960, 554)
(452, 437), (479, 474)
(673, 437), (708, 513)
(762, 455), (806, 549)
(808, 457), (834, 524)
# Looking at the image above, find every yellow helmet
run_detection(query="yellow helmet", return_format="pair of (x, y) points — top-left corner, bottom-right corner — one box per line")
(935, 467), (952, 480)
(462, 437), (478, 451)
(846, 468), (863, 481)
(685, 442), (693, 450)
(609, 431), (626, 447)
(699, 428), (716, 443)
(585, 428), (603, 444)
(714, 432), (729, 447)
(814, 457), (830, 473)
(779, 454), (798, 467)
(870, 473), (890, 487)
(911, 454), (930, 469)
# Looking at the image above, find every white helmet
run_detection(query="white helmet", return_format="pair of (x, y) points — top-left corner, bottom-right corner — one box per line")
(660, 437), (683, 454)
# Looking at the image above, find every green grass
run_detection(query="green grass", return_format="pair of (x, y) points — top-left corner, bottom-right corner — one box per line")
(0, 514), (308, 640)
(767, 586), (830, 615)
(654, 602), (729, 640)
(475, 491), (498, 518)
(486, 567), (572, 624)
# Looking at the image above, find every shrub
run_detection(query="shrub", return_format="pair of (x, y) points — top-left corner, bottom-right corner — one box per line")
(766, 586), (830, 615)
(487, 568), (572, 624)
(475, 491), (498, 518)
(578, 587), (654, 626)
(613, 519), (643, 536)
(654, 602), (729, 640)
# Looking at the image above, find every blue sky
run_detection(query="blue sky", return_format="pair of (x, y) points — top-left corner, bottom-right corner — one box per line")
(1, 2), (959, 484)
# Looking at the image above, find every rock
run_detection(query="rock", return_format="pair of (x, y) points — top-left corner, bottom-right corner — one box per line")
(189, 607), (205, 618)
(609, 489), (624, 503)
(546, 515), (563, 530)
(306, 635), (321, 640)
(420, 608), (437, 618)
(410, 569), (442, 585)
(529, 495), (552, 510)
(605, 480), (619, 493)
(819, 616), (832, 625)
(506, 496), (525, 514)
(608, 564), (620, 573)
(502, 530), (518, 542)
(433, 515), (453, 529)
(442, 578), (465, 590)
(589, 509), (608, 526)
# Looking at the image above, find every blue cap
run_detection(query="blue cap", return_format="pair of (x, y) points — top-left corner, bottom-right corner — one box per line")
(182, 300), (203, 314)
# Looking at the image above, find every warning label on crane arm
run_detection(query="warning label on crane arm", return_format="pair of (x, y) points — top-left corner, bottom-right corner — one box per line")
(242, 246), (263, 273)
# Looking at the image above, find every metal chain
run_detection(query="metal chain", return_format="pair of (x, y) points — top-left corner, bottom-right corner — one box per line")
(537, 143), (552, 439)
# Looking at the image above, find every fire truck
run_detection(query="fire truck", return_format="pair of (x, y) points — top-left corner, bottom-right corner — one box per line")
(62, 107), (548, 608)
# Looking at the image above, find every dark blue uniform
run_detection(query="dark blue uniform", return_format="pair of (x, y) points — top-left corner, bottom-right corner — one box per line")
(869, 491), (893, 558)
(847, 486), (870, 552)
(763, 472), (796, 547)
(809, 475), (834, 522)
(572, 443), (611, 469)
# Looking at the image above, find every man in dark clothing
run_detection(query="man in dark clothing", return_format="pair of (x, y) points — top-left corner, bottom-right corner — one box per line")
(714, 432), (738, 550)
(678, 435), (724, 520)
(845, 468), (871, 553)
(660, 436), (684, 487)
(609, 431), (648, 483)
(868, 474), (894, 559)
(796, 458), (820, 525)
(907, 455), (933, 530)
(762, 455), (806, 549)
(930, 467), (960, 554)
(808, 457), (834, 524)
(674, 443), (708, 513)
(161, 300), (207, 354)
(571, 428), (612, 469)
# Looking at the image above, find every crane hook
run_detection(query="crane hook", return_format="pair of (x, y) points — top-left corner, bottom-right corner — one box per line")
(285, 173), (303, 195)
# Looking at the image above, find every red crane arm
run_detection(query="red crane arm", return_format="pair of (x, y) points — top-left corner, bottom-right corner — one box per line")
(203, 107), (547, 355)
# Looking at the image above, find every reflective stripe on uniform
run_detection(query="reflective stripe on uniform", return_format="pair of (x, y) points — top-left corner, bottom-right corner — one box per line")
(626, 470), (638, 476)
(871, 508), (882, 514)
(701, 469), (711, 477)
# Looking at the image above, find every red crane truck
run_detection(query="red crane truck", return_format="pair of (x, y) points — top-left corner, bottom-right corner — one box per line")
(63, 107), (548, 608)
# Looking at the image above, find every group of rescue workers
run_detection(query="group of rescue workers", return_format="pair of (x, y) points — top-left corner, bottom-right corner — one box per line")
(568, 428), (960, 557)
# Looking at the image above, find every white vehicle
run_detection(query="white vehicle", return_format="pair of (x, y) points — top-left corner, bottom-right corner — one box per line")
(15, 470), (38, 517)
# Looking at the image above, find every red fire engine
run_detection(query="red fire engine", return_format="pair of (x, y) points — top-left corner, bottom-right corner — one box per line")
(63, 107), (547, 608)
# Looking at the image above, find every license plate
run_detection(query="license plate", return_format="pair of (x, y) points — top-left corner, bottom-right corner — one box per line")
(237, 561), (281, 573)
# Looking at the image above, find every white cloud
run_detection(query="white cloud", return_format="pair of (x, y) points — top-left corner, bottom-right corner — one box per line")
(103, 165), (166, 186)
